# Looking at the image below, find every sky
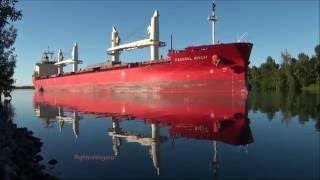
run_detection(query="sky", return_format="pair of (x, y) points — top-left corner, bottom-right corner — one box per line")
(13, 0), (319, 86)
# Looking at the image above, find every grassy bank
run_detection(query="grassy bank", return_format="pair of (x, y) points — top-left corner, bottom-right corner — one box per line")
(302, 82), (320, 93)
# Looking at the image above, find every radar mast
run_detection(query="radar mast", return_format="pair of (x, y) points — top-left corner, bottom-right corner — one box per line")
(208, 0), (218, 44)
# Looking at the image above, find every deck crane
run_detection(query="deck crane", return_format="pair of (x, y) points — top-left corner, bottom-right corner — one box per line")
(107, 10), (165, 63)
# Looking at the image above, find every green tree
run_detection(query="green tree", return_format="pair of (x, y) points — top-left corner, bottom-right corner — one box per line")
(314, 44), (320, 82)
(0, 0), (22, 100)
(248, 44), (320, 92)
(259, 56), (279, 90)
(315, 44), (320, 59)
(248, 66), (261, 91)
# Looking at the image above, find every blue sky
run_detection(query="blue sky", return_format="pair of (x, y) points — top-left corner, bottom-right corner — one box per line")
(13, 0), (319, 85)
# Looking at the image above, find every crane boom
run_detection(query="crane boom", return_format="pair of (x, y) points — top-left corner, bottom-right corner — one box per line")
(107, 38), (164, 53)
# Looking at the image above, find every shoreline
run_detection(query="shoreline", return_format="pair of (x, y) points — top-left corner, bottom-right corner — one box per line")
(13, 86), (35, 90)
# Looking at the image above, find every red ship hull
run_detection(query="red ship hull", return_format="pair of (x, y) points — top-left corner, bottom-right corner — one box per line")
(33, 43), (253, 94)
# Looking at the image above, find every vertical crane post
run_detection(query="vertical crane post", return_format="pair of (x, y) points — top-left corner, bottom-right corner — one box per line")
(208, 0), (217, 44)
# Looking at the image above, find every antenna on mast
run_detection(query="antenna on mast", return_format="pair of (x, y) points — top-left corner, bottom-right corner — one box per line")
(208, 0), (218, 44)
(170, 34), (173, 50)
(42, 46), (54, 62)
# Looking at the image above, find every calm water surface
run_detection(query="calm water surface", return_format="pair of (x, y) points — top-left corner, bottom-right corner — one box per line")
(10, 90), (319, 179)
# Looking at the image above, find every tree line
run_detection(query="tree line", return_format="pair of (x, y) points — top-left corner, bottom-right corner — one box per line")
(0, 0), (22, 100)
(248, 44), (320, 92)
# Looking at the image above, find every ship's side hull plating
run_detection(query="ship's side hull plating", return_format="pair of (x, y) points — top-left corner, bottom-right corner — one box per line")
(33, 43), (253, 94)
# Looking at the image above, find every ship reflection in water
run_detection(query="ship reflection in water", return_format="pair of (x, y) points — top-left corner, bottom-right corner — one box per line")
(33, 92), (253, 178)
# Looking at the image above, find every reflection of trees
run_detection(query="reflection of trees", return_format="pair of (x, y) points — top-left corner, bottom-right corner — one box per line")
(248, 91), (320, 131)
(0, 100), (15, 125)
(0, 100), (57, 179)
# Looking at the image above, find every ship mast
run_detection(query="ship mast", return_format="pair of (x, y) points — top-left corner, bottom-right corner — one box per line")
(208, 0), (217, 44)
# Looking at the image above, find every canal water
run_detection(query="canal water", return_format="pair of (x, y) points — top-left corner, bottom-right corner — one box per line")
(7, 90), (320, 179)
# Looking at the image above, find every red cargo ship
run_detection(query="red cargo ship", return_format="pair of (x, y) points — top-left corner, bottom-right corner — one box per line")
(32, 1), (253, 94)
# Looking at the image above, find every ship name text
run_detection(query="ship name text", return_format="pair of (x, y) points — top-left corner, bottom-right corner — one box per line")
(175, 55), (208, 62)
